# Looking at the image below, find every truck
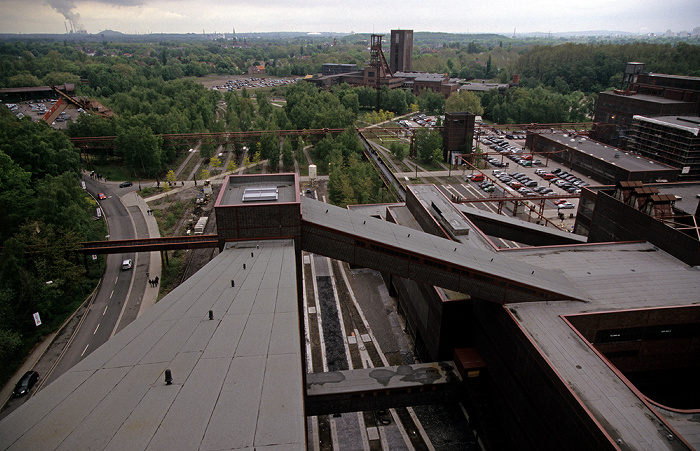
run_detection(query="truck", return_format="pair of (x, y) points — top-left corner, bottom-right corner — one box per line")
(194, 216), (208, 235)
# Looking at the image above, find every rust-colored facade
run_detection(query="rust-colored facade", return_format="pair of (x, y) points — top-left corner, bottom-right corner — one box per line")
(390, 29), (413, 73)
(442, 112), (475, 163)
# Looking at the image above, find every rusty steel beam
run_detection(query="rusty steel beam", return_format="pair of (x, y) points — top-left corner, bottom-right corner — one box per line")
(80, 235), (219, 254)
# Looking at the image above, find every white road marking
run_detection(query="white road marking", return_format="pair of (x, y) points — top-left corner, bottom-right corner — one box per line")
(94, 324), (100, 334)
(103, 306), (108, 315)
(81, 344), (89, 357)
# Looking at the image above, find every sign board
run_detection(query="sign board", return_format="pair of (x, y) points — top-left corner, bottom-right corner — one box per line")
(682, 166), (691, 174)
(81, 181), (86, 189)
(92, 255), (97, 260)
(33, 312), (41, 327)
(96, 208), (102, 217)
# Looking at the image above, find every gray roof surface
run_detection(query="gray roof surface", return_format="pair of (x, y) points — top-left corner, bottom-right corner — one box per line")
(503, 241), (700, 449)
(455, 203), (588, 245)
(633, 115), (700, 136)
(654, 183), (700, 214)
(217, 174), (298, 206)
(599, 91), (694, 105)
(409, 185), (495, 252)
(387, 205), (423, 230)
(546, 134), (678, 172)
(0, 240), (305, 451)
(301, 197), (589, 302)
(459, 82), (508, 92)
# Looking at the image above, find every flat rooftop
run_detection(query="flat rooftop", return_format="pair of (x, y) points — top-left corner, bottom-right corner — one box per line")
(505, 241), (700, 449)
(216, 173), (299, 206)
(0, 240), (305, 450)
(301, 196), (588, 303)
(545, 134), (678, 173)
(633, 115), (700, 136)
(408, 185), (494, 252)
(599, 91), (695, 105)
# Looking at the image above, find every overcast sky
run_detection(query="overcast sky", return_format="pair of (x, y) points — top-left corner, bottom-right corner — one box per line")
(1, 0), (698, 36)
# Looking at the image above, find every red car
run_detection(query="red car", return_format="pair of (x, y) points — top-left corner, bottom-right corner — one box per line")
(98, 193), (106, 200)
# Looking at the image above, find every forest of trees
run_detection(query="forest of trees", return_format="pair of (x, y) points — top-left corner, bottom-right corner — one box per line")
(0, 109), (105, 383)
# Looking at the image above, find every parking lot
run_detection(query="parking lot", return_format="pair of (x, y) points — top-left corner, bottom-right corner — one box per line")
(3, 99), (81, 130)
(455, 132), (600, 231)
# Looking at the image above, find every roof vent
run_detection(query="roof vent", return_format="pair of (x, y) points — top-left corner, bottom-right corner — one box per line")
(242, 186), (278, 202)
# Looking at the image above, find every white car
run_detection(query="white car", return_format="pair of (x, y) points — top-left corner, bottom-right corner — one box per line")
(122, 259), (133, 270)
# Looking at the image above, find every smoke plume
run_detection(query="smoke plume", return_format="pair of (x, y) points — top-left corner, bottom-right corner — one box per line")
(48, 0), (84, 32)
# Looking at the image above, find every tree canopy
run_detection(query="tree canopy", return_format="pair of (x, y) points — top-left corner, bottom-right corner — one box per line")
(0, 110), (104, 384)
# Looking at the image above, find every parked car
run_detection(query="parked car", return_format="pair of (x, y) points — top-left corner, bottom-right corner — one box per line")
(558, 202), (576, 209)
(13, 371), (39, 397)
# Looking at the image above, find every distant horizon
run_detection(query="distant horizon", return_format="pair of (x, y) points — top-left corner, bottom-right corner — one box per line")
(1, 0), (698, 38)
(1, 28), (696, 39)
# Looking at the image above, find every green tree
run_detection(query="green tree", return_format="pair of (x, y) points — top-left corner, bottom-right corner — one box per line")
(42, 71), (80, 86)
(389, 141), (406, 161)
(417, 89), (445, 115)
(114, 126), (163, 177)
(282, 139), (294, 170)
(0, 151), (33, 243)
(6, 73), (42, 87)
(414, 128), (443, 164)
(445, 90), (484, 115)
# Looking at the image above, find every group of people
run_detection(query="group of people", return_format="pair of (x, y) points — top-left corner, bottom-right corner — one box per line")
(148, 276), (159, 287)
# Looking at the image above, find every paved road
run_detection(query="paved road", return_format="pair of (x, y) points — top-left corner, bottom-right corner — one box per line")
(0, 175), (160, 419)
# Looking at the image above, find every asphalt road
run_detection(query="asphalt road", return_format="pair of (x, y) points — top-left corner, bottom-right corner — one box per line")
(43, 176), (138, 385)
